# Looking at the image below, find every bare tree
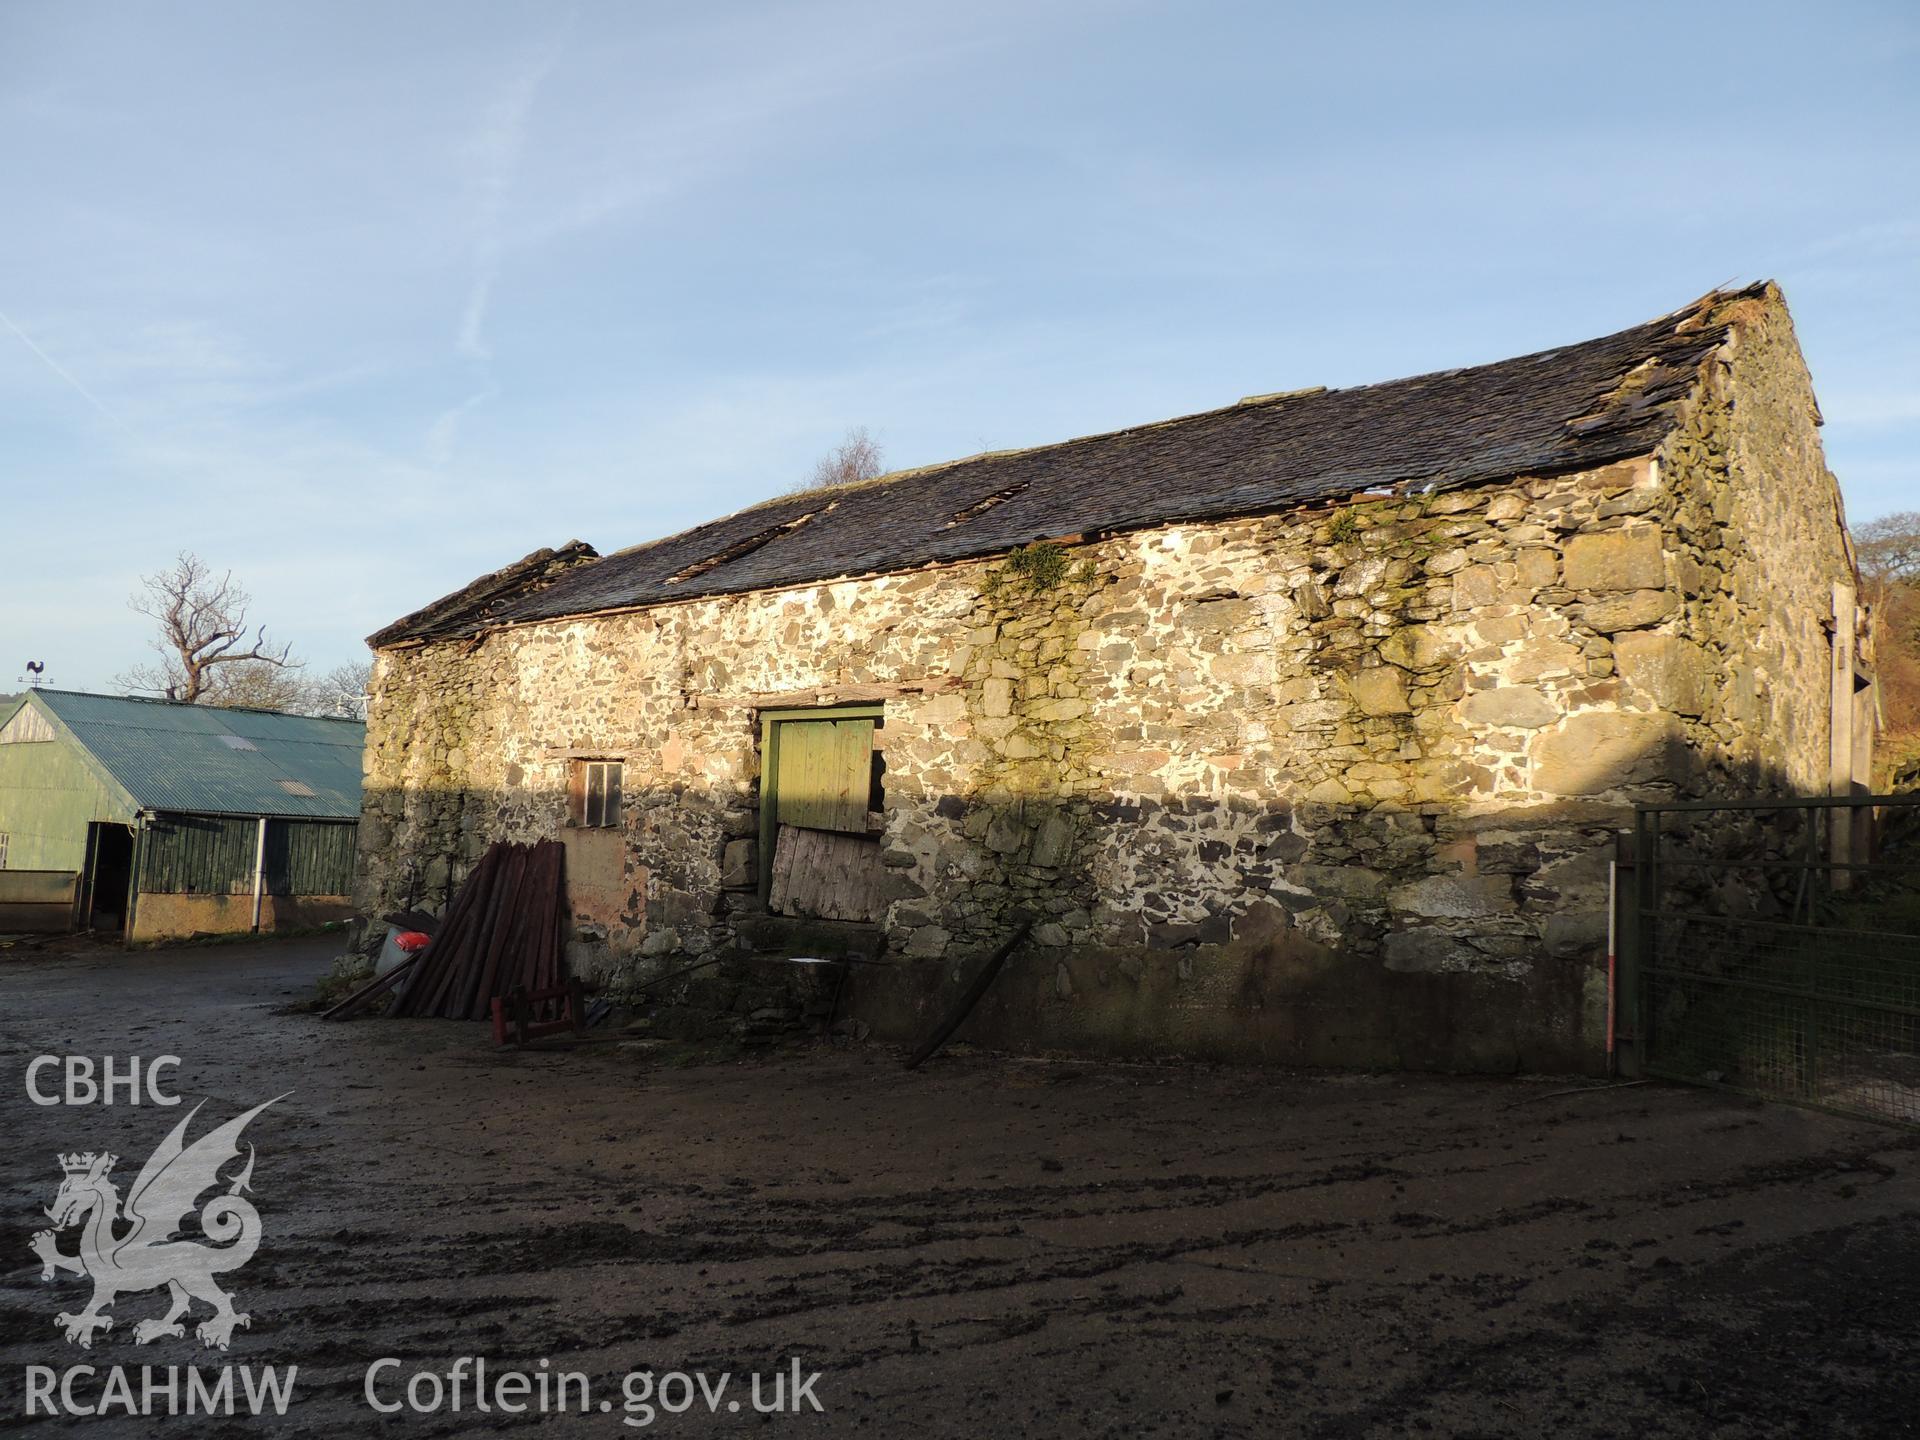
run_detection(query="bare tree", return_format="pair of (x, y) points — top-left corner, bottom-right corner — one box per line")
(794, 427), (885, 492)
(1850, 511), (1920, 784)
(118, 553), (301, 703)
(1857, 510), (1920, 602)
(203, 657), (310, 712)
(192, 657), (368, 717)
(302, 660), (372, 720)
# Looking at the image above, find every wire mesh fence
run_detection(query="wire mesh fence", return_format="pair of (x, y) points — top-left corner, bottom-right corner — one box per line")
(1632, 795), (1920, 1126)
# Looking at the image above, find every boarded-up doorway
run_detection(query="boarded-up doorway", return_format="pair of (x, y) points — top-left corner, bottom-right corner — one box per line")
(758, 707), (887, 923)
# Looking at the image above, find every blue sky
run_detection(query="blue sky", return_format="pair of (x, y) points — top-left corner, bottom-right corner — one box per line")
(3, 0), (1915, 690)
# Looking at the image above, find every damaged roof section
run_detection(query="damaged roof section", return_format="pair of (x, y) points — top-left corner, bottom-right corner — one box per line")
(664, 505), (828, 585)
(375, 285), (1768, 646)
(369, 541), (600, 647)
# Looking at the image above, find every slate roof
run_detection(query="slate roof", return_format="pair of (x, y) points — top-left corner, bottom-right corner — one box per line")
(377, 285), (1765, 645)
(23, 690), (364, 820)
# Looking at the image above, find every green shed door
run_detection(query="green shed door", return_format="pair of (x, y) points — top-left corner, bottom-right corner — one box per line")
(773, 718), (873, 834)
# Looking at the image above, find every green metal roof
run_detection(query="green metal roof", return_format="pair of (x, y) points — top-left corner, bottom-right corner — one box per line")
(26, 690), (364, 820)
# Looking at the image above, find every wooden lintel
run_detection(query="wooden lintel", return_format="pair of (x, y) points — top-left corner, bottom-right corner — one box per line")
(692, 677), (961, 711)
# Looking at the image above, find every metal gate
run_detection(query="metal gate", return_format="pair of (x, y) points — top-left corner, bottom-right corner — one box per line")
(1627, 794), (1920, 1125)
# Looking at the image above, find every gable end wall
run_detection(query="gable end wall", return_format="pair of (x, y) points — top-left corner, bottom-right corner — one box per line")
(1649, 289), (1855, 795)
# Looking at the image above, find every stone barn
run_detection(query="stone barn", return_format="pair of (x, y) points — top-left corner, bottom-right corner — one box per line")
(358, 282), (1869, 1072)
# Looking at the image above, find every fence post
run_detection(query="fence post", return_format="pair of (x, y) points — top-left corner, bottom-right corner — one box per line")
(1627, 809), (1658, 1078)
(1608, 831), (1626, 1077)
(1804, 807), (1822, 1098)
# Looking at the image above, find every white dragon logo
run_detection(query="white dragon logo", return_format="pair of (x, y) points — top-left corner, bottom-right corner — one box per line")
(30, 1096), (284, 1350)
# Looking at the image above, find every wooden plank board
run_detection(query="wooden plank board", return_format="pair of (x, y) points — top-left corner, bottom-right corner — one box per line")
(774, 718), (872, 835)
(0, 705), (55, 743)
(769, 824), (887, 923)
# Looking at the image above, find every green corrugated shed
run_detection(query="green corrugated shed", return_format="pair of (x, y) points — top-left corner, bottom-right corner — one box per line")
(0, 690), (365, 932)
(25, 690), (362, 819)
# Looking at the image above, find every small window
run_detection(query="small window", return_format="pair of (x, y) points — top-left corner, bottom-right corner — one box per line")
(0, 832), (9, 868)
(571, 760), (623, 828)
(217, 734), (259, 751)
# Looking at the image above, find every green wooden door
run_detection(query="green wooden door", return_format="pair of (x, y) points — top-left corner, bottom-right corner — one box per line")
(773, 718), (873, 834)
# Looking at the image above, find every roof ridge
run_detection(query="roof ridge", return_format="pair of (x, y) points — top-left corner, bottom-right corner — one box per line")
(601, 282), (1767, 539)
(375, 283), (1777, 645)
(34, 688), (364, 726)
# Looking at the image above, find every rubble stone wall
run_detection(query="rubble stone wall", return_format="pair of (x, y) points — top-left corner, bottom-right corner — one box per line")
(1652, 293), (1854, 796)
(359, 301), (1848, 1071)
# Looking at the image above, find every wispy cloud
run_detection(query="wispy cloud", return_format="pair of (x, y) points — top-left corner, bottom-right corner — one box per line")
(457, 23), (572, 362)
(433, 21), (573, 466)
(0, 307), (136, 437)
(426, 383), (500, 466)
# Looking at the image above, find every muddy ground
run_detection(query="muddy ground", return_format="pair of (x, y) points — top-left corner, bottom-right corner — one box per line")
(0, 935), (1916, 1437)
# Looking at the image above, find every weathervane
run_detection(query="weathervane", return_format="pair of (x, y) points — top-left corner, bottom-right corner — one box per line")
(20, 660), (48, 688)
